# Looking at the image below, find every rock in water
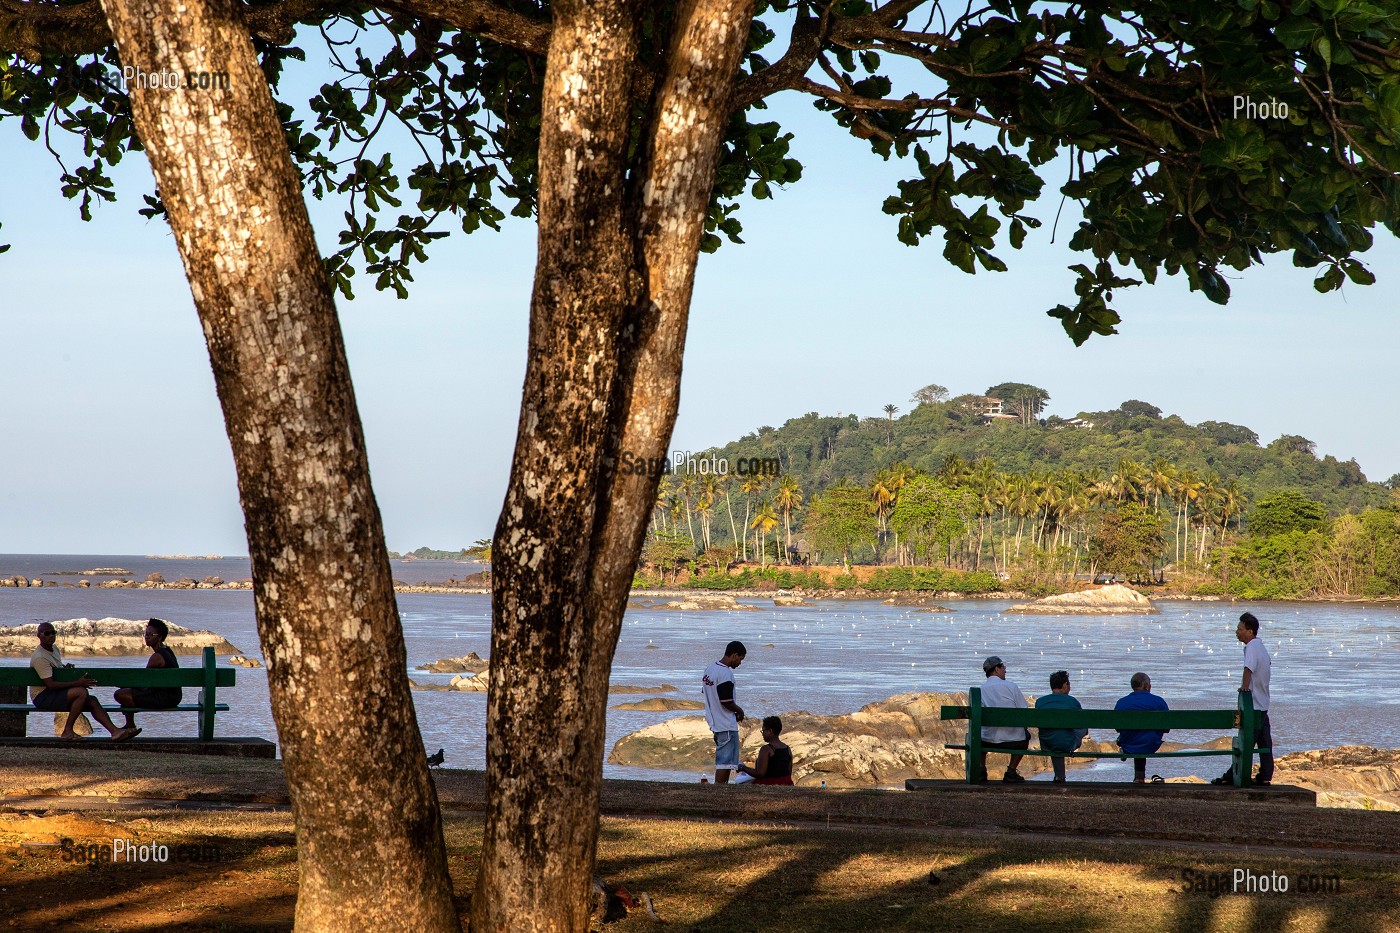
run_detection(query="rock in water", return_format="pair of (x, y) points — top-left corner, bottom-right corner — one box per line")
(416, 652), (490, 673)
(1003, 583), (1156, 614)
(607, 692), (1102, 786)
(611, 698), (705, 711)
(0, 618), (241, 657)
(637, 594), (758, 611)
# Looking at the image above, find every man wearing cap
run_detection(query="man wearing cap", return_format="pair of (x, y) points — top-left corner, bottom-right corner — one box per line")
(978, 656), (1029, 782)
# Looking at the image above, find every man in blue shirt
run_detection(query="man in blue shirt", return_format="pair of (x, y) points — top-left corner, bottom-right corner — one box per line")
(1114, 672), (1169, 784)
(1036, 670), (1088, 782)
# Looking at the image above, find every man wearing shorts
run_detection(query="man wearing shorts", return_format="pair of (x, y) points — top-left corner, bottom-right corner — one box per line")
(702, 641), (746, 784)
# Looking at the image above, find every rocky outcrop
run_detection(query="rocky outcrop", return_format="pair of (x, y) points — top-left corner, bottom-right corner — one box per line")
(410, 670), (492, 693)
(607, 692), (1108, 787)
(416, 652), (490, 673)
(227, 655), (263, 668)
(608, 684), (679, 695)
(1004, 583), (1157, 614)
(640, 594), (758, 612)
(0, 619), (241, 657)
(1274, 746), (1400, 810)
(772, 595), (806, 607)
(611, 698), (705, 712)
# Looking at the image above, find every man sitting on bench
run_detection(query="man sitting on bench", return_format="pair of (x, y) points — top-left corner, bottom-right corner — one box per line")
(30, 622), (137, 742)
(1114, 671), (1169, 784)
(978, 656), (1030, 783)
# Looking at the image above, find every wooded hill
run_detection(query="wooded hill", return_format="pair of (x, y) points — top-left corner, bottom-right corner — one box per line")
(704, 393), (1389, 517)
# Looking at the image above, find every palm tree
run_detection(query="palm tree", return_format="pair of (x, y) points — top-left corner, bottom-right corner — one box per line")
(1110, 458), (1143, 502)
(773, 476), (804, 564)
(881, 404), (899, 446)
(750, 503), (779, 568)
(1174, 469), (1205, 565)
(871, 471), (897, 560)
(1147, 458), (1177, 511)
(739, 474), (766, 562)
(654, 475), (675, 535)
(721, 476), (741, 558)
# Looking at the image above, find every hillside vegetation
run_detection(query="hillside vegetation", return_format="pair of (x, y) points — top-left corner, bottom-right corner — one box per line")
(639, 387), (1400, 599)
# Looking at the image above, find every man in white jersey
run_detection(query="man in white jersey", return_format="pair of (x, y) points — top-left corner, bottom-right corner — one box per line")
(978, 656), (1030, 783)
(1213, 611), (1273, 786)
(701, 641), (746, 784)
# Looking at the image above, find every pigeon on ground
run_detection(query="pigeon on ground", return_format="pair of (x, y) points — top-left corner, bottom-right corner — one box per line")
(426, 748), (445, 768)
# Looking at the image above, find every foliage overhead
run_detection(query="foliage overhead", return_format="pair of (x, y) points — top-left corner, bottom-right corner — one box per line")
(6, 0), (1400, 335)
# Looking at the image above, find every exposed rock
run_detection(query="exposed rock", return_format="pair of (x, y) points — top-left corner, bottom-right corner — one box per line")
(447, 671), (491, 692)
(146, 573), (164, 584)
(883, 595), (954, 607)
(1004, 583), (1157, 614)
(609, 684), (678, 694)
(202, 576), (224, 586)
(416, 652), (490, 674)
(642, 594), (758, 612)
(772, 595), (806, 607)
(914, 606), (954, 613)
(227, 655), (263, 668)
(0, 618), (241, 657)
(607, 692), (1108, 786)
(611, 698), (705, 712)
(1273, 746), (1400, 810)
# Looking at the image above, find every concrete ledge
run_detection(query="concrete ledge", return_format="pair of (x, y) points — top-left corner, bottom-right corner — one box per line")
(904, 778), (1315, 806)
(0, 736), (276, 759)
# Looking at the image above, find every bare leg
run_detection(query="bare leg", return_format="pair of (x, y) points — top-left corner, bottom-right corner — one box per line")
(715, 768), (730, 784)
(78, 692), (124, 736)
(113, 688), (136, 729)
(1007, 753), (1024, 775)
(60, 690), (89, 739)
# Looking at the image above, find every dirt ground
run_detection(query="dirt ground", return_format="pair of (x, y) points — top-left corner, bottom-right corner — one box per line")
(2, 749), (1398, 931)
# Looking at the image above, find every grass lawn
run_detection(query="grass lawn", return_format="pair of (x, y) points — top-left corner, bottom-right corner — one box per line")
(3, 808), (1396, 932)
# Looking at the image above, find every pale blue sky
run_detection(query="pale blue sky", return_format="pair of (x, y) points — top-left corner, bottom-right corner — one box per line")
(3, 73), (1399, 554)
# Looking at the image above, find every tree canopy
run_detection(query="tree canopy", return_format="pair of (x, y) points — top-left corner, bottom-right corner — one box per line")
(7, 0), (1400, 335)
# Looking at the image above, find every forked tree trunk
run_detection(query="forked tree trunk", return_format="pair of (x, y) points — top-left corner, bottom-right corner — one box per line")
(474, 0), (754, 929)
(97, 0), (456, 928)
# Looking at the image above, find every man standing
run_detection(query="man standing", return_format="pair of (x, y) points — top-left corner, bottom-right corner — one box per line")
(1114, 672), (1169, 783)
(1213, 611), (1273, 786)
(978, 656), (1029, 783)
(1035, 670), (1088, 782)
(702, 641), (746, 784)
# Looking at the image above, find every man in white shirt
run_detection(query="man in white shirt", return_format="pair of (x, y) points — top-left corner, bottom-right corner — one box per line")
(701, 641), (746, 784)
(978, 656), (1030, 783)
(1213, 611), (1273, 786)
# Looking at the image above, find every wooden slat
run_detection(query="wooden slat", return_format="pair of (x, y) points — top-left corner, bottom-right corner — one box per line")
(0, 668), (237, 688)
(941, 707), (1239, 730)
(0, 704), (230, 713)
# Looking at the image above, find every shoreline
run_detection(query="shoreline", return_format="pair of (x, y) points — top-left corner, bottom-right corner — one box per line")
(6, 576), (1400, 606)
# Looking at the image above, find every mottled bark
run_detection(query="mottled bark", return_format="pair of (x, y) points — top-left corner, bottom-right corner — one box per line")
(476, 0), (754, 929)
(96, 0), (457, 929)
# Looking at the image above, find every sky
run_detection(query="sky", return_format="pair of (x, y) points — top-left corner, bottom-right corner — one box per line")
(3, 42), (1400, 554)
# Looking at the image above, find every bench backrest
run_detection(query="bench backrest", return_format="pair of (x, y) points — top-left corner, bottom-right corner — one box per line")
(940, 706), (1242, 730)
(0, 646), (236, 688)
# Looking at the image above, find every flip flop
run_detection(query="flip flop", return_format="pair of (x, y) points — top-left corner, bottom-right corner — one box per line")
(1150, 775), (1165, 784)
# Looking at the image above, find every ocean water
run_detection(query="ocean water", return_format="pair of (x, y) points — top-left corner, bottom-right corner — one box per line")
(3, 555), (1397, 783)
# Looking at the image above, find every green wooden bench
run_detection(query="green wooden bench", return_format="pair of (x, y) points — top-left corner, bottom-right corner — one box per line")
(0, 647), (235, 740)
(940, 687), (1269, 787)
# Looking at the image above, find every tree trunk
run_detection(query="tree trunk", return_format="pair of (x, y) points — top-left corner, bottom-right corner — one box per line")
(96, 0), (456, 928)
(474, 0), (755, 929)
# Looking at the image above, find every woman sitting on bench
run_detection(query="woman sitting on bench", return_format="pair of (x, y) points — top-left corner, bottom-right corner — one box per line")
(113, 618), (184, 735)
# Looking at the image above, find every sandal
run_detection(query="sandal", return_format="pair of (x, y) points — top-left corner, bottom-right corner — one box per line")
(1210, 776), (1233, 785)
(1150, 775), (1165, 784)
